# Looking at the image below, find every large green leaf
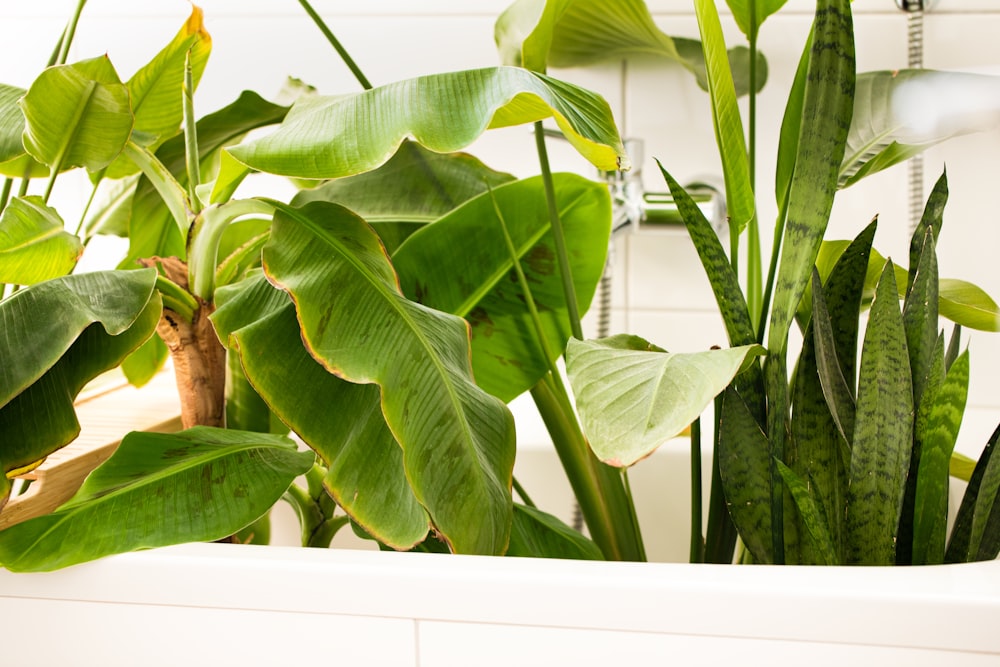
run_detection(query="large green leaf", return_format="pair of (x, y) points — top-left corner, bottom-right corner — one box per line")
(840, 70), (1000, 188)
(567, 335), (764, 467)
(845, 263), (912, 565)
(506, 503), (603, 560)
(212, 272), (430, 549)
(393, 173), (609, 402)
(0, 270), (160, 505)
(228, 66), (628, 179)
(115, 91), (288, 268)
(694, 0), (755, 235)
(294, 141), (515, 253)
(775, 459), (837, 565)
(0, 427), (313, 572)
(104, 4), (212, 179)
(0, 196), (83, 284)
(495, 0), (765, 96)
(261, 201), (515, 555)
(766, 0), (854, 359)
(939, 279), (1000, 332)
(0, 84), (47, 178)
(19, 56), (134, 176)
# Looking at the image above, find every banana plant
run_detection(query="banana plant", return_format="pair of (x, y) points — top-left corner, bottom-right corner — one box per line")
(0, 0), (640, 570)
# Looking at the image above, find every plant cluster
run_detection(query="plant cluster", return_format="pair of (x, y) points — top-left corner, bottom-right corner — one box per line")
(1, 0), (999, 572)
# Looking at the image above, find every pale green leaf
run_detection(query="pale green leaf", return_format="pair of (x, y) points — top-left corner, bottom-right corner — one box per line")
(228, 66), (628, 179)
(567, 335), (765, 467)
(19, 56), (134, 175)
(0, 196), (82, 284)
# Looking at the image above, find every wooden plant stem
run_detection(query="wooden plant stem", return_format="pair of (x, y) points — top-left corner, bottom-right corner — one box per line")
(141, 257), (226, 429)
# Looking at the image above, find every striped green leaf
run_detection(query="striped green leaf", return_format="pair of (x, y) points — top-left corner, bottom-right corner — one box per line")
(947, 424), (1000, 562)
(845, 262), (912, 565)
(912, 347), (968, 564)
(775, 459), (838, 565)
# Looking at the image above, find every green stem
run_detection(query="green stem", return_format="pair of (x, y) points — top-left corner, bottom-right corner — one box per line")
(689, 417), (704, 563)
(746, 6), (762, 325)
(531, 376), (645, 561)
(183, 50), (202, 215)
(55, 0), (87, 66)
(297, 0), (373, 90)
(756, 180), (791, 343)
(512, 476), (536, 509)
(533, 121), (583, 340)
(620, 469), (647, 561)
(0, 178), (11, 212)
(73, 176), (101, 237)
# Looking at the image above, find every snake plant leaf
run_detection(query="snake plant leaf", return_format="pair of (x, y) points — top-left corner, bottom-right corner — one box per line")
(294, 141), (515, 254)
(775, 459), (838, 565)
(946, 424), (1000, 563)
(725, 0), (789, 41)
(911, 346), (968, 565)
(0, 84), (47, 179)
(718, 386), (773, 563)
(506, 503), (603, 560)
(103, 4), (212, 179)
(566, 335), (765, 467)
(909, 170), (948, 290)
(0, 196), (83, 284)
(767, 0), (854, 361)
(261, 201), (515, 555)
(845, 262), (912, 565)
(903, 229), (939, 413)
(495, 0), (765, 96)
(0, 427), (313, 572)
(212, 272), (430, 549)
(694, 0), (755, 236)
(19, 56), (134, 175)
(840, 70), (1000, 188)
(393, 174), (609, 403)
(0, 270), (160, 507)
(228, 66), (628, 180)
(115, 91), (288, 269)
(810, 271), (855, 450)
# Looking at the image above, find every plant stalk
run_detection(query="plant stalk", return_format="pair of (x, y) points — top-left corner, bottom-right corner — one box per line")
(533, 121), (584, 340)
(183, 50), (202, 214)
(297, 0), (373, 90)
(55, 0), (87, 66)
(689, 417), (704, 563)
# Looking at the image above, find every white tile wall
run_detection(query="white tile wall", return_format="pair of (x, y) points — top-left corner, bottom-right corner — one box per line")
(4, 0), (1000, 494)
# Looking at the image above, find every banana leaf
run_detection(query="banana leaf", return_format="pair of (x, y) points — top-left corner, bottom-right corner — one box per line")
(392, 173), (609, 402)
(0, 427), (313, 572)
(260, 201), (515, 555)
(212, 272), (430, 550)
(0, 84), (46, 178)
(104, 4), (212, 179)
(228, 66), (628, 179)
(495, 0), (766, 96)
(0, 196), (82, 284)
(19, 56), (134, 176)
(506, 503), (603, 560)
(0, 270), (160, 507)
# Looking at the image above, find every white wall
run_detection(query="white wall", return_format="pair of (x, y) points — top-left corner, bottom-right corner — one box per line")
(3, 1), (999, 455)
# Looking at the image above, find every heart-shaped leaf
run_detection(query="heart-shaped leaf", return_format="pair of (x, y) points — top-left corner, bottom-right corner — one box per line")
(566, 334), (765, 467)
